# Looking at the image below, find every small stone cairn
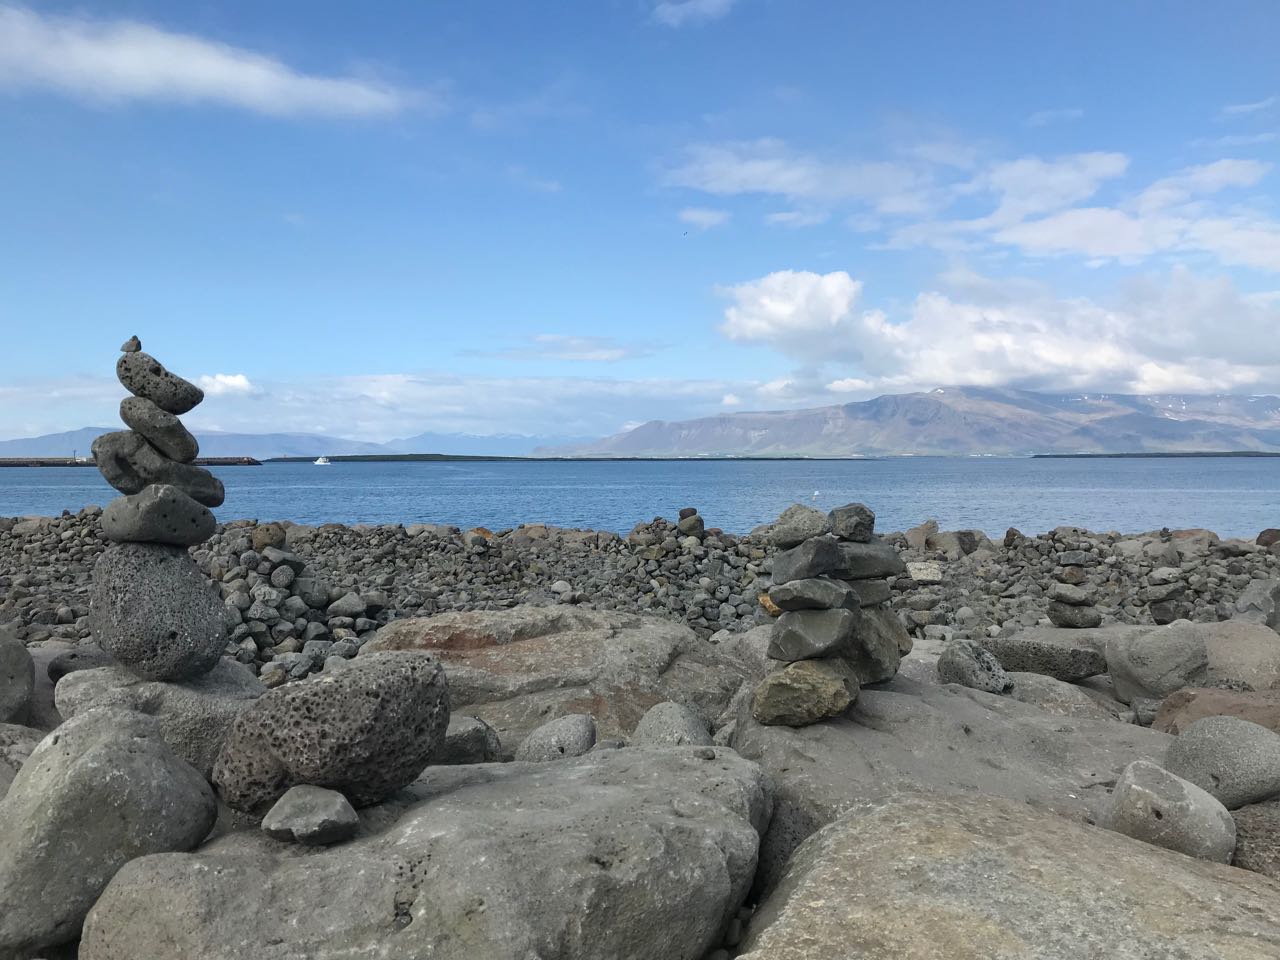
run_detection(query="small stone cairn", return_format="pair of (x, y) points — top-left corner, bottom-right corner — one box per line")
(752, 502), (911, 726)
(88, 336), (229, 680)
(1046, 548), (1102, 628)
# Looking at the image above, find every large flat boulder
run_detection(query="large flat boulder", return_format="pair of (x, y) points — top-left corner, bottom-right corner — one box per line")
(80, 746), (772, 960)
(1107, 620), (1280, 704)
(738, 792), (1280, 959)
(731, 675), (1171, 894)
(362, 607), (752, 751)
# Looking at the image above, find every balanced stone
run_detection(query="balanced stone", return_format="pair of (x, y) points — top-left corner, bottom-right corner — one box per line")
(120, 335), (141, 352)
(100, 483), (215, 547)
(835, 539), (906, 580)
(119, 396), (199, 462)
(771, 537), (843, 584)
(116, 349), (204, 414)
(1048, 582), (1095, 605)
(89, 542), (227, 680)
(92, 430), (225, 507)
(752, 659), (858, 726)
(212, 651), (450, 810)
(828, 503), (875, 542)
(769, 578), (858, 612)
(844, 578), (891, 606)
(769, 608), (859, 662)
(1100, 759), (1236, 863)
(769, 505), (831, 548)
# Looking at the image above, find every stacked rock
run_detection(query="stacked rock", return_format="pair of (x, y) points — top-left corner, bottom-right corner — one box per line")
(1046, 549), (1102, 628)
(88, 337), (229, 680)
(751, 502), (912, 727)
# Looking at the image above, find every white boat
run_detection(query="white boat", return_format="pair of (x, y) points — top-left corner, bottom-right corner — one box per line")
(314, 456), (331, 465)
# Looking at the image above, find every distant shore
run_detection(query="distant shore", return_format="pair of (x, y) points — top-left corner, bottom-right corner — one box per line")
(0, 457), (261, 468)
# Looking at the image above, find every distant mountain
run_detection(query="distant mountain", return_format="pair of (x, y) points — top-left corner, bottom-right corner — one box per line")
(388, 431), (592, 457)
(541, 387), (1280, 457)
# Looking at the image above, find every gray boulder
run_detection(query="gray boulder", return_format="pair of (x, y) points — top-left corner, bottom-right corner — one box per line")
(770, 537), (843, 584)
(116, 348), (204, 414)
(751, 659), (858, 727)
(47, 643), (117, 682)
(261, 785), (358, 845)
(0, 723), (41, 800)
(632, 700), (713, 746)
(0, 709), (215, 958)
(1232, 798), (1280, 878)
(844, 578), (890, 606)
(81, 747), (772, 960)
(980, 630), (1107, 682)
(514, 713), (596, 761)
(1165, 715), (1280, 809)
(1106, 620), (1280, 705)
(100, 483), (216, 546)
(89, 542), (227, 680)
(767, 578), (857, 612)
(213, 651), (450, 811)
(835, 540), (905, 580)
(768, 504), (831, 548)
(1235, 578), (1280, 630)
(828, 503), (874, 542)
(92, 430), (225, 507)
(843, 605), (910, 684)
(435, 715), (503, 765)
(1047, 601), (1103, 628)
(937, 639), (1013, 693)
(55, 660), (265, 778)
(768, 608), (859, 662)
(736, 791), (1280, 960)
(0, 629), (34, 724)
(119, 396), (199, 462)
(1005, 672), (1120, 720)
(1100, 759), (1236, 862)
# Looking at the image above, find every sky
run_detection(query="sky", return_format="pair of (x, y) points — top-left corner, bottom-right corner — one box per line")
(0, 0), (1278, 442)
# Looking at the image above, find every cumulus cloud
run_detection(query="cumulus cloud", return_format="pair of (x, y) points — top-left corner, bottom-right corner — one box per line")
(718, 270), (863, 361)
(653, 0), (737, 27)
(197, 373), (260, 396)
(0, 5), (424, 116)
(679, 207), (730, 229)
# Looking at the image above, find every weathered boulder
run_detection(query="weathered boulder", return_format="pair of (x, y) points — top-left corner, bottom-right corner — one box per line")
(1232, 799), (1280, 878)
(768, 608), (859, 662)
(261, 785), (358, 845)
(767, 578), (857, 612)
(0, 709), (215, 958)
(81, 747), (772, 960)
(768, 504), (831, 548)
(1005, 672), (1119, 720)
(1154, 686), (1280, 735)
(1106, 620), (1280, 704)
(213, 651), (449, 811)
(937, 639), (1012, 693)
(827, 502), (874, 542)
(55, 660), (265, 777)
(116, 349), (204, 414)
(770, 537), (843, 584)
(834, 539), (905, 580)
(1099, 759), (1236, 862)
(100, 483), (215, 546)
(737, 792), (1280, 960)
(361, 607), (751, 752)
(1236, 578), (1280, 630)
(1047, 600), (1103, 628)
(843, 605), (910, 684)
(1165, 715), (1280, 809)
(0, 722), (40, 800)
(751, 659), (858, 727)
(119, 396), (200, 462)
(435, 715), (503, 765)
(514, 713), (596, 761)
(980, 629), (1107, 682)
(92, 430), (225, 507)
(631, 700), (713, 746)
(0, 629), (34, 724)
(89, 542), (227, 680)
(731, 675), (1171, 894)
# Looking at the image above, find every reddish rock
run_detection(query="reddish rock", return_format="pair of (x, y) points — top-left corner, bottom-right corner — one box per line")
(1153, 687), (1280, 736)
(1258, 529), (1280, 548)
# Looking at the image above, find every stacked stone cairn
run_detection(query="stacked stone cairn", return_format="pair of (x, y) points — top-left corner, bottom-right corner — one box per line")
(1046, 547), (1103, 628)
(752, 502), (912, 726)
(89, 336), (229, 679)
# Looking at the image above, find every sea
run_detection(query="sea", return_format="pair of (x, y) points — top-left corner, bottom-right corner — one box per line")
(1, 457), (1278, 540)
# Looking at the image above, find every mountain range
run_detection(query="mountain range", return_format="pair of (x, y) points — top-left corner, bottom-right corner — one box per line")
(540, 387), (1280, 457)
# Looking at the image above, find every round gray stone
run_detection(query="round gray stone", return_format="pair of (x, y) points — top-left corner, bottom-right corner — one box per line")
(92, 430), (225, 507)
(1048, 601), (1103, 628)
(632, 701), (714, 747)
(1165, 715), (1280, 809)
(89, 542), (228, 681)
(119, 396), (199, 462)
(116, 349), (204, 414)
(515, 713), (597, 762)
(100, 484), (215, 546)
(1100, 759), (1236, 862)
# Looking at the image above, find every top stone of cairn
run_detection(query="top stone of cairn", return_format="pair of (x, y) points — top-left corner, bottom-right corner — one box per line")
(116, 337), (204, 414)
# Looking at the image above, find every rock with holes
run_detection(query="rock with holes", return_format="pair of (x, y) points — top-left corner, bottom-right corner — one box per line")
(1231, 798), (1280, 878)
(119, 396), (200, 462)
(100, 483), (216, 546)
(1164, 715), (1280, 809)
(0, 708), (215, 959)
(514, 713), (596, 761)
(1099, 760), (1236, 862)
(980, 630), (1107, 682)
(80, 747), (771, 960)
(261, 785), (359, 845)
(89, 542), (227, 680)
(937, 640), (1013, 693)
(55, 660), (265, 778)
(92, 431), (225, 507)
(116, 348), (204, 414)
(212, 651), (449, 811)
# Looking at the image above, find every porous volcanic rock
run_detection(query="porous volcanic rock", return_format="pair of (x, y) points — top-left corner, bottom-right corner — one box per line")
(118, 396), (200, 463)
(92, 430), (225, 508)
(0, 629), (34, 724)
(116, 349), (204, 414)
(1099, 759), (1236, 862)
(100, 483), (216, 547)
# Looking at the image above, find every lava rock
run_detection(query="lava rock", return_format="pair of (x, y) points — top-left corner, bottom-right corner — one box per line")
(768, 578), (858, 612)
(768, 505), (831, 549)
(752, 659), (858, 727)
(92, 430), (225, 507)
(1099, 759), (1236, 862)
(1047, 601), (1103, 628)
(100, 483), (216, 547)
(1232, 798), (1280, 878)
(1165, 715), (1280, 809)
(937, 640), (1013, 693)
(213, 651), (450, 810)
(119, 396), (199, 463)
(0, 630), (34, 724)
(828, 503), (875, 543)
(768, 608), (860, 662)
(631, 700), (713, 747)
(435, 715), (503, 764)
(515, 713), (597, 762)
(843, 605), (910, 684)
(835, 540), (905, 580)
(771, 537), (843, 584)
(980, 631), (1107, 682)
(116, 349), (204, 414)
(261, 785), (359, 845)
(89, 542), (227, 681)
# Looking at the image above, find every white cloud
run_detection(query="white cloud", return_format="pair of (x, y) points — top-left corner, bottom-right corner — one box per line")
(1026, 107), (1084, 127)
(653, 0), (737, 27)
(721, 393), (742, 406)
(1220, 95), (1276, 118)
(718, 270), (863, 361)
(197, 373), (260, 396)
(679, 207), (730, 229)
(1133, 158), (1270, 214)
(1191, 132), (1278, 148)
(977, 152), (1129, 224)
(765, 210), (829, 227)
(0, 5), (422, 116)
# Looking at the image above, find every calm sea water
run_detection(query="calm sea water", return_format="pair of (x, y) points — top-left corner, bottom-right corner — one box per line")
(0, 458), (1277, 538)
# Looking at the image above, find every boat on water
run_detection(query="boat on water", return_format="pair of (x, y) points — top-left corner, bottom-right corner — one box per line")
(314, 456), (331, 466)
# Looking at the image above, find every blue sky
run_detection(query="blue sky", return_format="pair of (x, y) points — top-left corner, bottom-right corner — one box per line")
(1, 0), (1277, 441)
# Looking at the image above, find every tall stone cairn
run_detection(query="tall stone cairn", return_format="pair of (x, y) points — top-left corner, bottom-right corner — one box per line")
(751, 502), (913, 726)
(88, 337), (229, 680)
